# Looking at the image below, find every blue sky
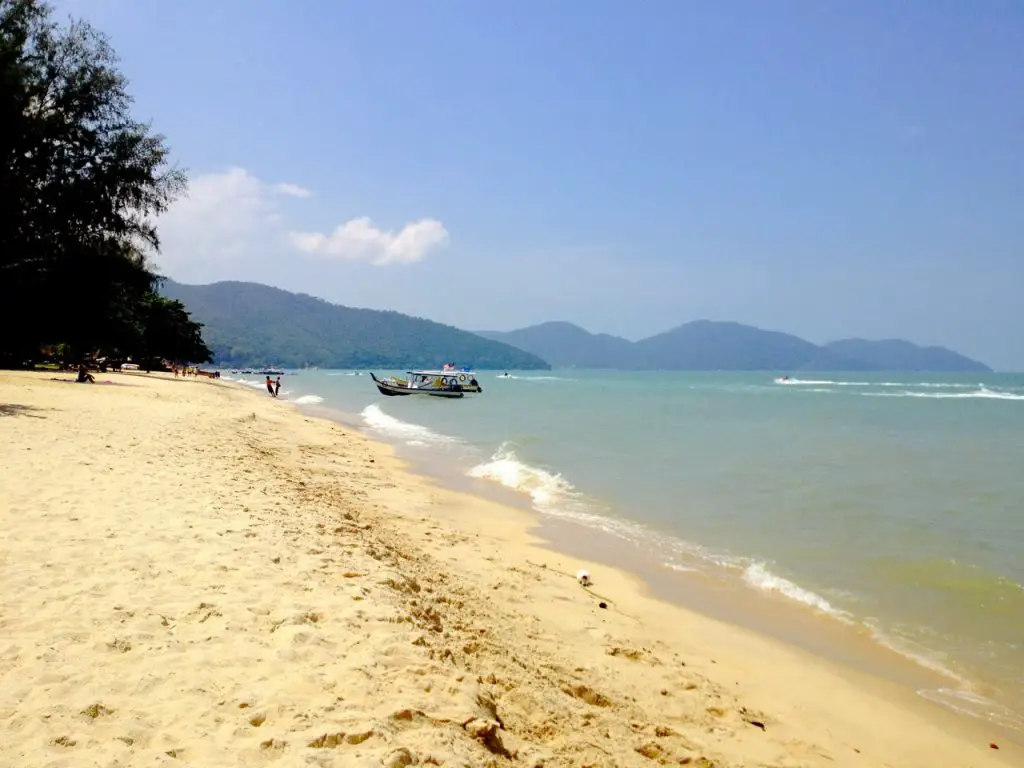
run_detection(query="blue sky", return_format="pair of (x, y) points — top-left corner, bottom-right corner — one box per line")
(61, 0), (1023, 368)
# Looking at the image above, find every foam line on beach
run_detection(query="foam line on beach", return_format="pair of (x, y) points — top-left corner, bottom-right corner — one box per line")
(291, 394), (324, 405)
(360, 403), (459, 445)
(461, 442), (1014, 718)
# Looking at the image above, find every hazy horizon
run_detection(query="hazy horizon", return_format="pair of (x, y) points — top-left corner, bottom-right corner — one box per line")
(60, 1), (1024, 369)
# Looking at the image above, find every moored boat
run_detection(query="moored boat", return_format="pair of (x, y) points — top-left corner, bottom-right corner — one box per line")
(409, 368), (483, 393)
(370, 371), (465, 398)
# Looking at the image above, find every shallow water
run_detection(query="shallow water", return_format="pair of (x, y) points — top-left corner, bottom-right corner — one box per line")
(232, 369), (1024, 732)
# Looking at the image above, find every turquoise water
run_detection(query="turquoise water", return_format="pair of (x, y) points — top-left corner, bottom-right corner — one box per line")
(235, 370), (1024, 730)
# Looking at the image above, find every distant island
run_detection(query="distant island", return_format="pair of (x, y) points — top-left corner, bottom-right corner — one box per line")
(160, 280), (550, 370)
(477, 320), (991, 372)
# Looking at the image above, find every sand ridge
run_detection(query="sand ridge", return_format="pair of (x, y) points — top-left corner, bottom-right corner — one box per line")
(0, 371), (1016, 767)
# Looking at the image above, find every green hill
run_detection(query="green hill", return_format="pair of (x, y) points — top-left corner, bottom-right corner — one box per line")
(632, 321), (868, 371)
(160, 280), (550, 370)
(480, 320), (991, 372)
(476, 321), (641, 369)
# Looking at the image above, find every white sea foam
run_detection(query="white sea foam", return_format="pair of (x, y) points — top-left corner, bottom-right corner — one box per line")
(292, 394), (324, 405)
(495, 374), (576, 382)
(467, 445), (749, 580)
(775, 377), (981, 389)
(663, 562), (700, 573)
(467, 442), (582, 514)
(466, 444), (670, 543)
(464, 442), (1011, 726)
(775, 377), (857, 386)
(917, 687), (1024, 731)
(360, 404), (457, 445)
(741, 561), (852, 620)
(236, 379), (269, 391)
(863, 620), (966, 683)
(863, 387), (1024, 401)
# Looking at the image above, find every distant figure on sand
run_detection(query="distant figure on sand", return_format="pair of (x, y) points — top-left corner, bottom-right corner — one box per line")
(76, 364), (94, 384)
(266, 376), (275, 396)
(274, 376), (281, 397)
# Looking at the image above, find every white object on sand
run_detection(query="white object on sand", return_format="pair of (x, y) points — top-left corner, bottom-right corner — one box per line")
(576, 569), (591, 586)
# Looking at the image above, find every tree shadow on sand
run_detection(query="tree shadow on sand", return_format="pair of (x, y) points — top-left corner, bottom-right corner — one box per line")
(0, 404), (48, 419)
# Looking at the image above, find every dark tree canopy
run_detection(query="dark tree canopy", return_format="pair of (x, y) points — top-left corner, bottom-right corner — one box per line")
(0, 0), (210, 365)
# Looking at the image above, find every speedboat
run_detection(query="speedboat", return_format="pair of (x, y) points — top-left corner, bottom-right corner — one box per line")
(370, 371), (465, 398)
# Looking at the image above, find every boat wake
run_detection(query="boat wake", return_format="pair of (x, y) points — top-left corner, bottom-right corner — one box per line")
(496, 374), (577, 382)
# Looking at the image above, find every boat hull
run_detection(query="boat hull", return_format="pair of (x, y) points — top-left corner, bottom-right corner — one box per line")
(370, 373), (465, 398)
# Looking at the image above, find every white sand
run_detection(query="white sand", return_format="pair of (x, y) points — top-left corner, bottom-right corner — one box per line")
(0, 371), (1017, 767)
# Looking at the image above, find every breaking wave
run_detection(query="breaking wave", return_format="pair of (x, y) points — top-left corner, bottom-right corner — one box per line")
(360, 404), (458, 446)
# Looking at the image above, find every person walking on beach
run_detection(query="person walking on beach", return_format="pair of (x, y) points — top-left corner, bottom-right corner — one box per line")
(266, 375), (275, 396)
(274, 376), (282, 397)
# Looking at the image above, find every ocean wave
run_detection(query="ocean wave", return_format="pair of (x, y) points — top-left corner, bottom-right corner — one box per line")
(775, 377), (866, 386)
(291, 394), (324, 405)
(467, 442), (582, 513)
(463, 442), (1011, 722)
(467, 445), (865, 623)
(917, 687), (1024, 731)
(775, 377), (982, 389)
(235, 379), (270, 391)
(741, 562), (852, 620)
(466, 443), (672, 543)
(663, 562), (700, 573)
(863, 621), (967, 684)
(360, 404), (457, 445)
(862, 387), (1024, 401)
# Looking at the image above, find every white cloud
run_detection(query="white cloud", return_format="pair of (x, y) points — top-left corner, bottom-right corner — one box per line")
(154, 167), (281, 279)
(273, 182), (313, 198)
(153, 167), (447, 283)
(289, 217), (450, 265)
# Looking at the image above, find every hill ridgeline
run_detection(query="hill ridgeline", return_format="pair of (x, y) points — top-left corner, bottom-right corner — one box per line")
(159, 280), (550, 370)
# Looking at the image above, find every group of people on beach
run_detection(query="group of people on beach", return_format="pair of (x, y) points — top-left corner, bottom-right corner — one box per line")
(266, 375), (282, 397)
(173, 364), (220, 379)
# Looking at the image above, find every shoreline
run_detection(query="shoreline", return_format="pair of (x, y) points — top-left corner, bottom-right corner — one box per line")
(1, 370), (1018, 767)
(326, 397), (1024, 743)
(290, 381), (1024, 751)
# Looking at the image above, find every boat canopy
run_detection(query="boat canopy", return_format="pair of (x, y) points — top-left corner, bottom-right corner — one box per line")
(408, 369), (474, 376)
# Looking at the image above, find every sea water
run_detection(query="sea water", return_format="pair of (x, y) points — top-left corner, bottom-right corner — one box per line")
(230, 370), (1024, 732)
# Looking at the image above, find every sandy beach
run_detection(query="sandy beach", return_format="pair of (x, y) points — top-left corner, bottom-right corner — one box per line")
(0, 371), (1017, 767)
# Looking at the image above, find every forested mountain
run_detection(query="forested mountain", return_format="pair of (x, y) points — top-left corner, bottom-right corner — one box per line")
(824, 339), (990, 373)
(475, 322), (641, 369)
(631, 321), (868, 371)
(160, 280), (549, 369)
(479, 321), (991, 371)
